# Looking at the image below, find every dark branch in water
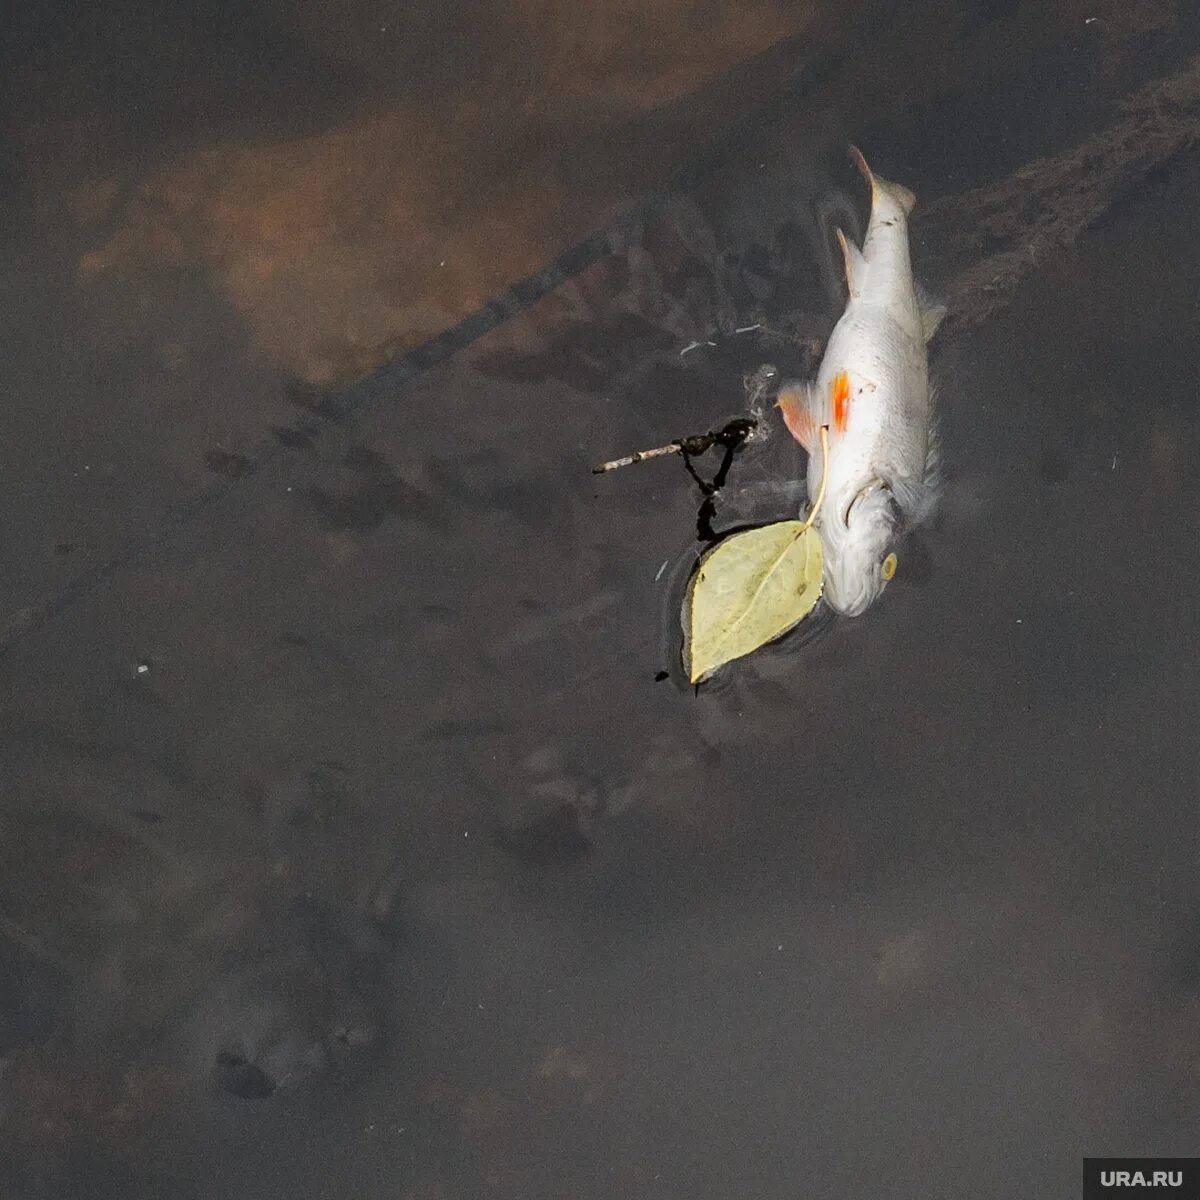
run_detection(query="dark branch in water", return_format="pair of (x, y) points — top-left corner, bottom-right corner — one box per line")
(690, 363), (780, 543)
(592, 362), (781, 543)
(592, 362), (779, 477)
(685, 437), (742, 543)
(592, 416), (758, 475)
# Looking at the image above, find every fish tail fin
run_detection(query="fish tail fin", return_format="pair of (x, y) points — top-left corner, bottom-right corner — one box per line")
(776, 381), (825, 453)
(848, 144), (916, 214)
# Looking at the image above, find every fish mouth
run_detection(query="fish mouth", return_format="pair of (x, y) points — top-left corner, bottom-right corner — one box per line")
(823, 582), (871, 617)
(829, 597), (870, 618)
(823, 557), (885, 617)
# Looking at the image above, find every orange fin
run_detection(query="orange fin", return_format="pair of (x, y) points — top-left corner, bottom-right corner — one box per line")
(778, 373), (853, 450)
(776, 385), (818, 452)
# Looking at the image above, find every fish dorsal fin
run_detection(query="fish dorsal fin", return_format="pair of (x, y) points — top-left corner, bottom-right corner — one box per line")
(835, 227), (867, 298)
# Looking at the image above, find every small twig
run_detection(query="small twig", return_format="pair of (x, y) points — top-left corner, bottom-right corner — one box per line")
(592, 443), (685, 473)
(593, 418), (757, 475)
(595, 364), (780, 475)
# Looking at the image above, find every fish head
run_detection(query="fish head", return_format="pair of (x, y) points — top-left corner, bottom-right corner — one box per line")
(821, 483), (899, 617)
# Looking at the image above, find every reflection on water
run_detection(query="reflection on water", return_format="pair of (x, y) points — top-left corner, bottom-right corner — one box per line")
(44, 0), (837, 386)
(3, 0), (1200, 1197)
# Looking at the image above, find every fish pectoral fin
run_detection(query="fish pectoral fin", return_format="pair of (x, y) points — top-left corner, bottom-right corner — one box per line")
(915, 280), (948, 342)
(776, 383), (820, 452)
(835, 227), (867, 299)
(778, 370), (852, 451)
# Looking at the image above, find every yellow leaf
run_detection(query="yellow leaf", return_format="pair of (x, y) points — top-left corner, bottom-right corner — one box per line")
(684, 521), (823, 682)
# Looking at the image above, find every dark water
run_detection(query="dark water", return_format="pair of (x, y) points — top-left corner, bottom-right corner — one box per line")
(3, 2), (1200, 1197)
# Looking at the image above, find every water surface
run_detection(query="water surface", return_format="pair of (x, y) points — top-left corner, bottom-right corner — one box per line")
(3, 2), (1200, 1197)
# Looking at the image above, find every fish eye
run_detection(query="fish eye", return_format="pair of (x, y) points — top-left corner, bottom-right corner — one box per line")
(881, 552), (898, 581)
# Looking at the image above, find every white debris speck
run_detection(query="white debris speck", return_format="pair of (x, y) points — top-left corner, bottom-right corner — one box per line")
(136, 662), (150, 675)
(654, 559), (669, 582)
(679, 340), (716, 356)
(735, 324), (762, 334)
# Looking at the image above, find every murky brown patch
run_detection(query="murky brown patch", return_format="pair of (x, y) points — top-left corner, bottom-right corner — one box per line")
(57, 0), (1178, 391)
(73, 0), (829, 386)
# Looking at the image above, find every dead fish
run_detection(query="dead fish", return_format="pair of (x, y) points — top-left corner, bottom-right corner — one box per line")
(777, 145), (944, 616)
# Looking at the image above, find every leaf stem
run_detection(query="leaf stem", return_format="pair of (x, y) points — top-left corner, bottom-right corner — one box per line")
(796, 424), (830, 533)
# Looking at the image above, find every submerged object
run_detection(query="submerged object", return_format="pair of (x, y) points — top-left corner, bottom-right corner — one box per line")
(777, 145), (943, 616)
